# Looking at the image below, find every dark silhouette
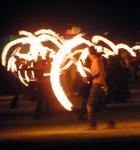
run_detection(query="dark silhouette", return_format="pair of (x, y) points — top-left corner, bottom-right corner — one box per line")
(106, 49), (130, 103)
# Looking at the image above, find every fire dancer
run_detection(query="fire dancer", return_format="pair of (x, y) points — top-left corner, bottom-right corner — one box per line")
(30, 56), (52, 119)
(86, 46), (115, 129)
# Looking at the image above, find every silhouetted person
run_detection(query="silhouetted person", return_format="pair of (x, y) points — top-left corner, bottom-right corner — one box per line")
(10, 58), (28, 108)
(31, 56), (52, 119)
(119, 49), (131, 101)
(77, 56), (92, 120)
(106, 50), (130, 103)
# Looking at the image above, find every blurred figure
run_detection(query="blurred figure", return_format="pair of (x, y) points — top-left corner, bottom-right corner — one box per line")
(31, 56), (52, 119)
(10, 83), (26, 108)
(106, 55), (119, 102)
(78, 81), (91, 121)
(86, 46), (115, 129)
(77, 56), (92, 120)
(106, 49), (131, 103)
(129, 51), (140, 82)
(10, 58), (29, 108)
(119, 49), (131, 100)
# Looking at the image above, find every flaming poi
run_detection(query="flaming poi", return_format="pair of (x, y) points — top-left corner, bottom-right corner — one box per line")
(1, 29), (64, 86)
(50, 34), (138, 111)
(1, 29), (139, 111)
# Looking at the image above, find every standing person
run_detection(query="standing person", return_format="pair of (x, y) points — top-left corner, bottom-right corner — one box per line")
(106, 55), (122, 102)
(106, 50), (130, 103)
(119, 49), (131, 101)
(31, 56), (52, 119)
(86, 46), (115, 129)
(10, 58), (28, 108)
(78, 81), (91, 120)
(77, 56), (92, 120)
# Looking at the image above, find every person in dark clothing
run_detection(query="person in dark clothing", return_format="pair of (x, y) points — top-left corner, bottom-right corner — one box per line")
(10, 83), (26, 108)
(77, 56), (92, 120)
(106, 55), (123, 102)
(10, 55), (52, 119)
(78, 81), (91, 120)
(106, 49), (130, 103)
(10, 59), (29, 108)
(30, 57), (52, 119)
(119, 49), (131, 101)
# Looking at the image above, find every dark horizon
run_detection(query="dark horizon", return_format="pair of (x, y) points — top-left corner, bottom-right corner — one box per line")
(0, 0), (140, 43)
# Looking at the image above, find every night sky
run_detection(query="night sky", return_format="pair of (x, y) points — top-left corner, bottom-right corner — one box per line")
(0, 0), (140, 44)
(0, 0), (140, 95)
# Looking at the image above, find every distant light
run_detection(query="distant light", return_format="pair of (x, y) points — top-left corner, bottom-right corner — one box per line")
(103, 32), (109, 36)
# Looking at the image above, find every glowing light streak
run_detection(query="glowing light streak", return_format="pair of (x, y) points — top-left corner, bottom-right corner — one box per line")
(18, 65), (28, 86)
(132, 45), (140, 51)
(92, 35), (137, 58)
(102, 47), (115, 58)
(116, 43), (136, 56)
(50, 34), (92, 111)
(2, 29), (140, 111)
(24, 70), (29, 82)
(52, 35), (138, 110)
(35, 29), (64, 44)
(92, 35), (118, 54)
(2, 29), (64, 87)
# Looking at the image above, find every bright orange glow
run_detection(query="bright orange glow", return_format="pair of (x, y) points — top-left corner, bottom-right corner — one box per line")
(1, 29), (64, 86)
(51, 35), (138, 111)
(2, 29), (140, 111)
(132, 45), (140, 51)
(50, 34), (93, 111)
(116, 43), (136, 56)
(92, 35), (117, 54)
(92, 35), (136, 57)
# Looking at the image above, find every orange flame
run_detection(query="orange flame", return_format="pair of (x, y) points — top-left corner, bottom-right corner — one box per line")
(1, 30), (139, 111)
(50, 34), (93, 111)
(2, 29), (64, 86)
